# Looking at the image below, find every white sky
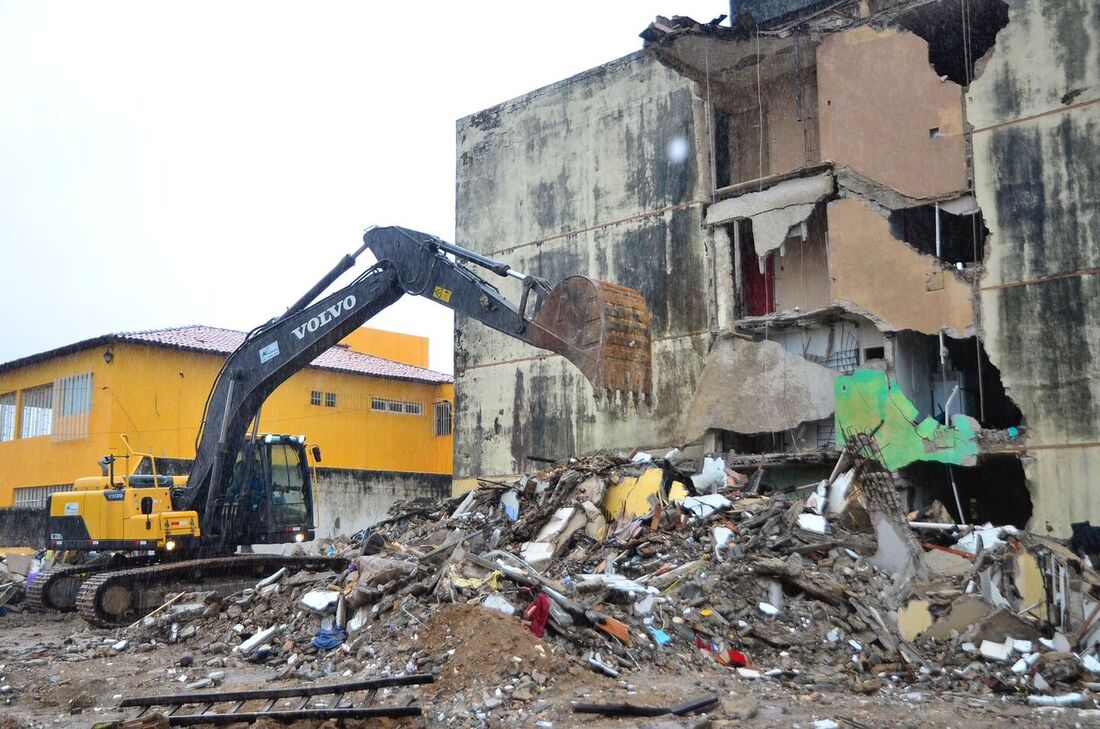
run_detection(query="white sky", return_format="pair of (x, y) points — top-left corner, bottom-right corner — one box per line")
(0, 1), (723, 374)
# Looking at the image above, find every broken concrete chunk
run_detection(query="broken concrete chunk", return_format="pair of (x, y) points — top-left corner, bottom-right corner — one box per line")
(520, 542), (555, 571)
(482, 593), (516, 616)
(300, 589), (341, 614)
(971, 607), (1040, 643)
(897, 600), (932, 642)
(924, 548), (972, 578)
(797, 513), (829, 535)
(925, 595), (991, 641)
(238, 625), (282, 656)
(979, 639), (1012, 662)
(758, 602), (780, 618)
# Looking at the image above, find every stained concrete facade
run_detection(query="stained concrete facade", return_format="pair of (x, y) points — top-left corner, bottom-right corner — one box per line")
(454, 53), (711, 489)
(455, 0), (1097, 535)
(968, 0), (1100, 533)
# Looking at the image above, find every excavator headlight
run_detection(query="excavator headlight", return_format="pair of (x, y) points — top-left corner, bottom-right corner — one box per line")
(294, 532), (305, 543)
(165, 539), (177, 551)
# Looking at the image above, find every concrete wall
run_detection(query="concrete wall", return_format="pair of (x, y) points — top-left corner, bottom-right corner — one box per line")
(311, 468), (449, 540)
(828, 198), (975, 336)
(969, 0), (1100, 534)
(453, 52), (711, 485)
(817, 26), (968, 200)
(0, 508), (47, 548)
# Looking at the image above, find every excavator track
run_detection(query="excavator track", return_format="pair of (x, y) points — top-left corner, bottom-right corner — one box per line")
(26, 557), (152, 612)
(75, 554), (347, 627)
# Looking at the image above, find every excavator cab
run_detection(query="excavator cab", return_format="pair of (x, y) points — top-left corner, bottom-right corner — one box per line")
(220, 435), (315, 546)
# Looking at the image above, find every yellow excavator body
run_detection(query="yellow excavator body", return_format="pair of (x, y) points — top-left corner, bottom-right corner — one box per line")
(47, 474), (199, 553)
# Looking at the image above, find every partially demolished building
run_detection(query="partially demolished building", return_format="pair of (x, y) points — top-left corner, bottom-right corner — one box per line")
(454, 0), (1099, 536)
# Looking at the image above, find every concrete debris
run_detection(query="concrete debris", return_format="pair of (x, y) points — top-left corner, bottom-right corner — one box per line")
(9, 451), (1100, 725)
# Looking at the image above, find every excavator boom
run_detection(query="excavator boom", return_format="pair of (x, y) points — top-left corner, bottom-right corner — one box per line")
(181, 226), (653, 543)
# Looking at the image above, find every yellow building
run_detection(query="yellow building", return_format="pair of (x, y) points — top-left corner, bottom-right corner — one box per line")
(0, 325), (453, 539)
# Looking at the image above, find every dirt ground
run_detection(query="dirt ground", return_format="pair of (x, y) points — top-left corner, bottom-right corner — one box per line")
(1, 609), (1098, 729)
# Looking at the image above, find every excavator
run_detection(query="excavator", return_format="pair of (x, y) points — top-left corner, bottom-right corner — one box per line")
(28, 226), (652, 626)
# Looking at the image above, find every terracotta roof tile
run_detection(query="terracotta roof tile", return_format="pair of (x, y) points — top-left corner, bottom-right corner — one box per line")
(118, 325), (452, 384)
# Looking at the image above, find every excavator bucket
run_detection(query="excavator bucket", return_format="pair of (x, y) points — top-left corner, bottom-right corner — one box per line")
(529, 276), (653, 401)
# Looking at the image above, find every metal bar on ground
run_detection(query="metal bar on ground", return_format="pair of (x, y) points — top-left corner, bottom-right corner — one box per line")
(167, 706), (422, 725)
(120, 674), (433, 707)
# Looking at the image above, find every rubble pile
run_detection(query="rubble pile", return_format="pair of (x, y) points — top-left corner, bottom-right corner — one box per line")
(118, 447), (1100, 722)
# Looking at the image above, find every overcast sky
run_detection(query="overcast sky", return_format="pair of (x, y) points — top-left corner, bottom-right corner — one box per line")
(0, 1), (722, 373)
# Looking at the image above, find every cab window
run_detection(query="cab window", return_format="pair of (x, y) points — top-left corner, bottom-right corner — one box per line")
(269, 444), (308, 526)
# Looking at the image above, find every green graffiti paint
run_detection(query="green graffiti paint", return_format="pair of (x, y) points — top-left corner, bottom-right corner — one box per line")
(835, 369), (978, 471)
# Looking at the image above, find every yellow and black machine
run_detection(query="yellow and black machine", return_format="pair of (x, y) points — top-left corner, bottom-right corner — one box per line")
(30, 225), (652, 626)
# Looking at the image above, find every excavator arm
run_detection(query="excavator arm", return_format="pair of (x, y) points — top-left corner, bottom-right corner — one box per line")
(177, 226), (651, 540)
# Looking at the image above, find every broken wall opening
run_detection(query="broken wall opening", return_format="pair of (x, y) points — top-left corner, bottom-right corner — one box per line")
(900, 454), (1031, 527)
(889, 201), (988, 265)
(895, 0), (1010, 86)
(893, 332), (1022, 430)
(713, 62), (821, 188)
(943, 336), (1023, 429)
(732, 203), (831, 319)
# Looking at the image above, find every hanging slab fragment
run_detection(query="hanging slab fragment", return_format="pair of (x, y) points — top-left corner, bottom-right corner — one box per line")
(681, 335), (837, 441)
(705, 173), (833, 227)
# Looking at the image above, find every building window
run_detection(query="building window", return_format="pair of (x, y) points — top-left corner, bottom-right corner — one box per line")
(54, 373), (92, 441)
(325, 392), (337, 408)
(434, 401), (453, 436)
(20, 384), (53, 439)
(371, 397), (423, 416)
(0, 392), (15, 442)
(13, 484), (69, 510)
(310, 391), (322, 406)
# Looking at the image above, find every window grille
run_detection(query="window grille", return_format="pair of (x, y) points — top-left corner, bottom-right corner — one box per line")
(434, 401), (453, 436)
(53, 373), (92, 441)
(0, 392), (15, 442)
(823, 348), (860, 375)
(13, 484), (69, 509)
(324, 392), (337, 408)
(310, 391), (322, 406)
(371, 397), (423, 416)
(20, 384), (53, 438)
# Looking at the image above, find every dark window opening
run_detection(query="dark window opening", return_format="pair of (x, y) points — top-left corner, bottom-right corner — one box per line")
(324, 392), (337, 408)
(900, 454), (1030, 528)
(896, 0), (1010, 86)
(864, 346), (885, 361)
(310, 391), (322, 406)
(889, 203), (988, 264)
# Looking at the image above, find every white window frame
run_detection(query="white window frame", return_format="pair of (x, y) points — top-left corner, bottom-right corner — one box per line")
(20, 383), (54, 439)
(0, 392), (15, 442)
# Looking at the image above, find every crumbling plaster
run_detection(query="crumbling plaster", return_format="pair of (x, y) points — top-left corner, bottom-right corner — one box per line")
(454, 52), (711, 484)
(681, 335), (837, 440)
(968, 0), (1100, 534)
(828, 197), (975, 337)
(817, 26), (969, 200)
